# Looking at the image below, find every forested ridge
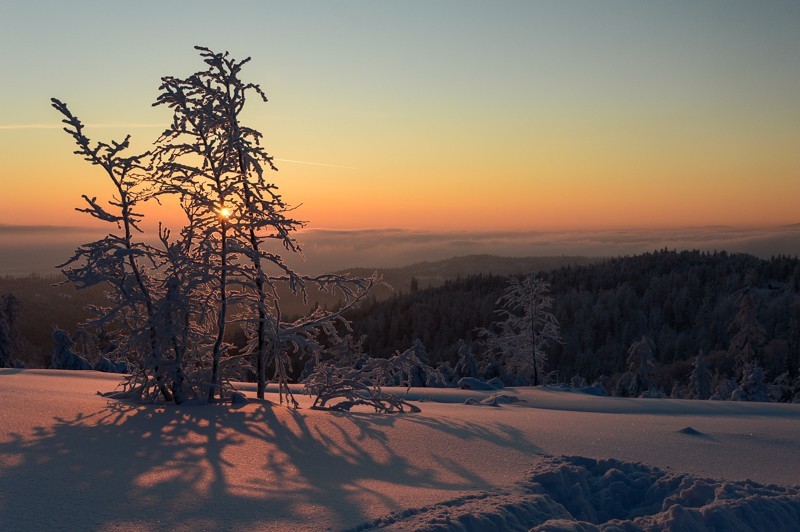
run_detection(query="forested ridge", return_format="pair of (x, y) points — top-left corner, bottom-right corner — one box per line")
(4, 249), (800, 400)
(347, 249), (800, 392)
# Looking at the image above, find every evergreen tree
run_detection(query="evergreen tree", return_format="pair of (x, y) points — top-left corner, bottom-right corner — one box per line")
(454, 339), (478, 379)
(616, 336), (657, 397)
(729, 288), (766, 380)
(688, 351), (712, 400)
(0, 300), (11, 368)
(731, 363), (769, 402)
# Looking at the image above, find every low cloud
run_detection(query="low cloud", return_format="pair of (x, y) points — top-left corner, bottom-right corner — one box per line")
(294, 226), (800, 273)
(3, 224), (800, 277)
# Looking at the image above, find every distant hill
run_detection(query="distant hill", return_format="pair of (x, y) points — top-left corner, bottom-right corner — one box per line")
(1, 255), (596, 366)
(338, 254), (600, 295)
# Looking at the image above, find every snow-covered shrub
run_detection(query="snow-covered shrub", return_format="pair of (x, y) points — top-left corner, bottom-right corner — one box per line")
(669, 382), (683, 399)
(793, 374), (800, 403)
(454, 339), (479, 379)
(731, 363), (770, 402)
(770, 371), (794, 403)
(93, 357), (117, 373)
(408, 338), (430, 386)
(710, 375), (737, 401)
(615, 336), (657, 397)
(570, 375), (588, 388)
(728, 288), (765, 380)
(303, 348), (432, 413)
(434, 360), (456, 387)
(688, 351), (712, 400)
(0, 304), (10, 368)
(50, 329), (91, 371)
(0, 294), (21, 368)
(458, 377), (497, 390)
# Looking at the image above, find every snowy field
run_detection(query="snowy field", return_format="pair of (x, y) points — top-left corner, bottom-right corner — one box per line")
(1, 370), (799, 530)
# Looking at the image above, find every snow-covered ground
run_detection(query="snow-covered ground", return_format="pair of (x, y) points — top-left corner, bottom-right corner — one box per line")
(1, 370), (798, 530)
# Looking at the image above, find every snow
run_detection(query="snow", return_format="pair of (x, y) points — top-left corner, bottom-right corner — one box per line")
(1, 369), (799, 531)
(355, 456), (800, 531)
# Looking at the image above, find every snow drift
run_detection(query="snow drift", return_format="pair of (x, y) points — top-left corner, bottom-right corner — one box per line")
(354, 455), (800, 531)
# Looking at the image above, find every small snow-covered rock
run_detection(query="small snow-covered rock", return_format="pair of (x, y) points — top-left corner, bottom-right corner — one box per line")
(51, 329), (91, 371)
(576, 384), (607, 397)
(458, 377), (496, 390)
(93, 356), (117, 373)
(482, 393), (523, 406)
(230, 391), (248, 405)
(487, 377), (505, 389)
(114, 361), (133, 374)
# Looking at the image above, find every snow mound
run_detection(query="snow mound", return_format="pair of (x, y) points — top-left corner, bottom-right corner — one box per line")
(354, 456), (800, 531)
(465, 393), (525, 407)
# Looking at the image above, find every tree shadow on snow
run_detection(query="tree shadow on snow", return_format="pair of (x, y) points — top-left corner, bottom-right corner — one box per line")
(0, 399), (540, 530)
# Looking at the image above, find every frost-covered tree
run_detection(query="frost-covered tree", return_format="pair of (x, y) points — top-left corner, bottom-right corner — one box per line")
(153, 47), (377, 403)
(688, 350), (712, 400)
(54, 47), (375, 404)
(479, 274), (561, 386)
(52, 98), (186, 401)
(454, 339), (478, 379)
(407, 338), (430, 386)
(793, 374), (800, 403)
(615, 336), (657, 397)
(731, 363), (770, 402)
(728, 288), (765, 380)
(710, 373), (737, 401)
(770, 371), (794, 403)
(0, 300), (11, 368)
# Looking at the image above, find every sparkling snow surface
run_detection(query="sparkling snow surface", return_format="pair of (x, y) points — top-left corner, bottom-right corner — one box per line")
(1, 370), (798, 531)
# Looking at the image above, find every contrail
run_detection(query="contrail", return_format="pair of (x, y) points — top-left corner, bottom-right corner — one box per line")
(0, 123), (163, 130)
(274, 158), (358, 170)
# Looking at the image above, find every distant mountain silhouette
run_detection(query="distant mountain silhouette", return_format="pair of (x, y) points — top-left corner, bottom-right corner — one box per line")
(338, 254), (600, 295)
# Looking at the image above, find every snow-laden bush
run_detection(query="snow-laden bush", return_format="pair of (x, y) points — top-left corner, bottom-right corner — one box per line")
(731, 363), (770, 402)
(688, 351), (712, 400)
(454, 339), (479, 380)
(615, 336), (657, 397)
(303, 347), (443, 413)
(50, 329), (91, 371)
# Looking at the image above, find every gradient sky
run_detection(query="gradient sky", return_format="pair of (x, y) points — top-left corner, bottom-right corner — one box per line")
(1, 1), (799, 233)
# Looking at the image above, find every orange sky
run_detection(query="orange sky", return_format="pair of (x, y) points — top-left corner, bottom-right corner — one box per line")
(1, 2), (799, 233)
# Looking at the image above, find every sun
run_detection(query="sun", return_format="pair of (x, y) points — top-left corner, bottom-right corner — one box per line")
(219, 207), (232, 219)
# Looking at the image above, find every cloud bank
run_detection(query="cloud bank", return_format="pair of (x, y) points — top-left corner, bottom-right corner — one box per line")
(294, 225), (800, 273)
(3, 224), (800, 277)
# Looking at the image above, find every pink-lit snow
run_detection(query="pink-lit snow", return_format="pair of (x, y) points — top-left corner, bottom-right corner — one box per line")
(1, 369), (798, 530)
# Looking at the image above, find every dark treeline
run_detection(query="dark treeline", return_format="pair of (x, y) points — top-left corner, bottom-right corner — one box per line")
(0, 275), (104, 367)
(347, 250), (800, 391)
